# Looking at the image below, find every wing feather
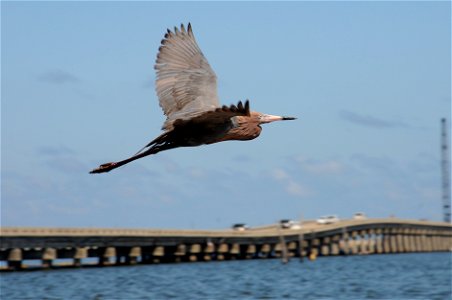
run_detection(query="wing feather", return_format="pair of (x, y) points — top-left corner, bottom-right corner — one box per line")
(155, 23), (220, 130)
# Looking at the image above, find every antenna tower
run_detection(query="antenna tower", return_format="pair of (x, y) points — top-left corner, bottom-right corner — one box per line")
(441, 118), (450, 223)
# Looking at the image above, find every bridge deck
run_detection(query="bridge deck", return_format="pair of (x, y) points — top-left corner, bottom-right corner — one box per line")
(1, 218), (451, 271)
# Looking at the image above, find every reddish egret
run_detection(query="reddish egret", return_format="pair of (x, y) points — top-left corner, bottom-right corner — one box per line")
(90, 23), (295, 174)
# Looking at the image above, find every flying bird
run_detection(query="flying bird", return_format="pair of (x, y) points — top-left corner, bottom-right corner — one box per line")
(90, 23), (296, 174)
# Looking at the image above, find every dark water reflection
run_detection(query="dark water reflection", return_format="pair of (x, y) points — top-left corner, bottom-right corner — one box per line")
(1, 253), (451, 299)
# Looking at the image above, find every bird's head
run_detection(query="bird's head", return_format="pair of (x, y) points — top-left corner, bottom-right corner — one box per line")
(249, 111), (297, 125)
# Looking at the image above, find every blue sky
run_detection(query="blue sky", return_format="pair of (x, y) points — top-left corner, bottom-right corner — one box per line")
(2, 2), (451, 229)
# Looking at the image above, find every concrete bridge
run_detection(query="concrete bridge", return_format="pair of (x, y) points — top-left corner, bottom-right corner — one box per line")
(1, 218), (451, 271)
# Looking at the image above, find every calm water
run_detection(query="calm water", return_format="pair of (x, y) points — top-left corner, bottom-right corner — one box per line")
(1, 253), (451, 300)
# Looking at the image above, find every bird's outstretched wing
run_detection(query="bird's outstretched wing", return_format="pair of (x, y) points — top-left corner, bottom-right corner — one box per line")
(155, 23), (220, 131)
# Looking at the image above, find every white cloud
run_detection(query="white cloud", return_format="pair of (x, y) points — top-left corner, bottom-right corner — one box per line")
(304, 161), (343, 174)
(286, 181), (310, 197)
(271, 168), (311, 198)
(294, 156), (344, 175)
(271, 168), (289, 180)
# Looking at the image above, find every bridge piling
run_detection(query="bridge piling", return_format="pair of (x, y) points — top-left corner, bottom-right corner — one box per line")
(230, 243), (240, 259)
(203, 242), (215, 261)
(73, 247), (87, 267)
(100, 247), (116, 266)
(259, 244), (271, 258)
(217, 243), (228, 260)
(7, 248), (22, 270)
(128, 247), (141, 265)
(320, 237), (330, 256)
(246, 244), (256, 259)
(42, 248), (57, 268)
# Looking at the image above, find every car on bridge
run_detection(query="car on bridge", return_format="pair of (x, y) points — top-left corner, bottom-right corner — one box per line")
(279, 219), (302, 229)
(353, 212), (367, 220)
(232, 223), (250, 231)
(316, 215), (340, 224)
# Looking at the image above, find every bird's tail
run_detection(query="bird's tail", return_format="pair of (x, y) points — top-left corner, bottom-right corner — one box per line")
(89, 132), (174, 174)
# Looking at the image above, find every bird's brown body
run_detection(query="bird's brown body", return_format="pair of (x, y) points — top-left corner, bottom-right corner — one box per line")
(90, 24), (295, 174)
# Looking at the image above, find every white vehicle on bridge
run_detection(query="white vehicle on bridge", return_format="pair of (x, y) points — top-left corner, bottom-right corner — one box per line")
(317, 215), (340, 224)
(279, 219), (302, 229)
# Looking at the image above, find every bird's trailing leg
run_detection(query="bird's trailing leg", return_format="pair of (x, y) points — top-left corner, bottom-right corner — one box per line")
(90, 133), (176, 174)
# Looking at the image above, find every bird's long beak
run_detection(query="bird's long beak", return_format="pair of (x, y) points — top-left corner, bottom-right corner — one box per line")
(261, 114), (297, 124)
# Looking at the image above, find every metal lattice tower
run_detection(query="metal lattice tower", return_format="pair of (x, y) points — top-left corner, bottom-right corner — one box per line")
(441, 118), (451, 223)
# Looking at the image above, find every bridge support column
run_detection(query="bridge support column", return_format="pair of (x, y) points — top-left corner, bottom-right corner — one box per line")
(438, 234), (445, 251)
(100, 247), (116, 265)
(42, 248), (57, 268)
(308, 238), (319, 260)
(437, 234), (443, 251)
(413, 232), (420, 252)
(433, 235), (440, 251)
(274, 242), (284, 257)
(375, 229), (383, 254)
(399, 230), (407, 252)
(440, 232), (448, 251)
(390, 231), (398, 253)
(375, 236), (383, 254)
(230, 243), (240, 259)
(430, 231), (437, 251)
(397, 234), (404, 253)
(429, 232), (436, 251)
(152, 246), (164, 263)
(128, 247), (141, 265)
(203, 243), (215, 261)
(330, 236), (340, 255)
(285, 242), (296, 257)
(367, 230), (375, 254)
(74, 247), (88, 267)
(414, 232), (422, 252)
(383, 229), (391, 253)
(173, 244), (186, 262)
(411, 233), (418, 252)
(7, 248), (22, 270)
(367, 238), (375, 254)
(408, 232), (416, 252)
(339, 232), (350, 255)
(446, 232), (452, 251)
(217, 243), (229, 260)
(425, 233), (433, 252)
(403, 234), (410, 252)
(438, 233), (445, 251)
(411, 230), (418, 252)
(405, 229), (413, 252)
(320, 237), (330, 256)
(349, 233), (358, 254)
(358, 231), (368, 255)
(246, 244), (256, 259)
(443, 233), (449, 251)
(421, 230), (429, 252)
(299, 240), (308, 258)
(189, 244), (201, 262)
(260, 244), (271, 258)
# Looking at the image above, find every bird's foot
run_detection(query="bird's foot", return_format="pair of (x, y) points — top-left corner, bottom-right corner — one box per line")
(90, 162), (117, 174)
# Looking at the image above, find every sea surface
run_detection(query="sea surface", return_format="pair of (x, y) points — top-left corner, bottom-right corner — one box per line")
(1, 252), (451, 300)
